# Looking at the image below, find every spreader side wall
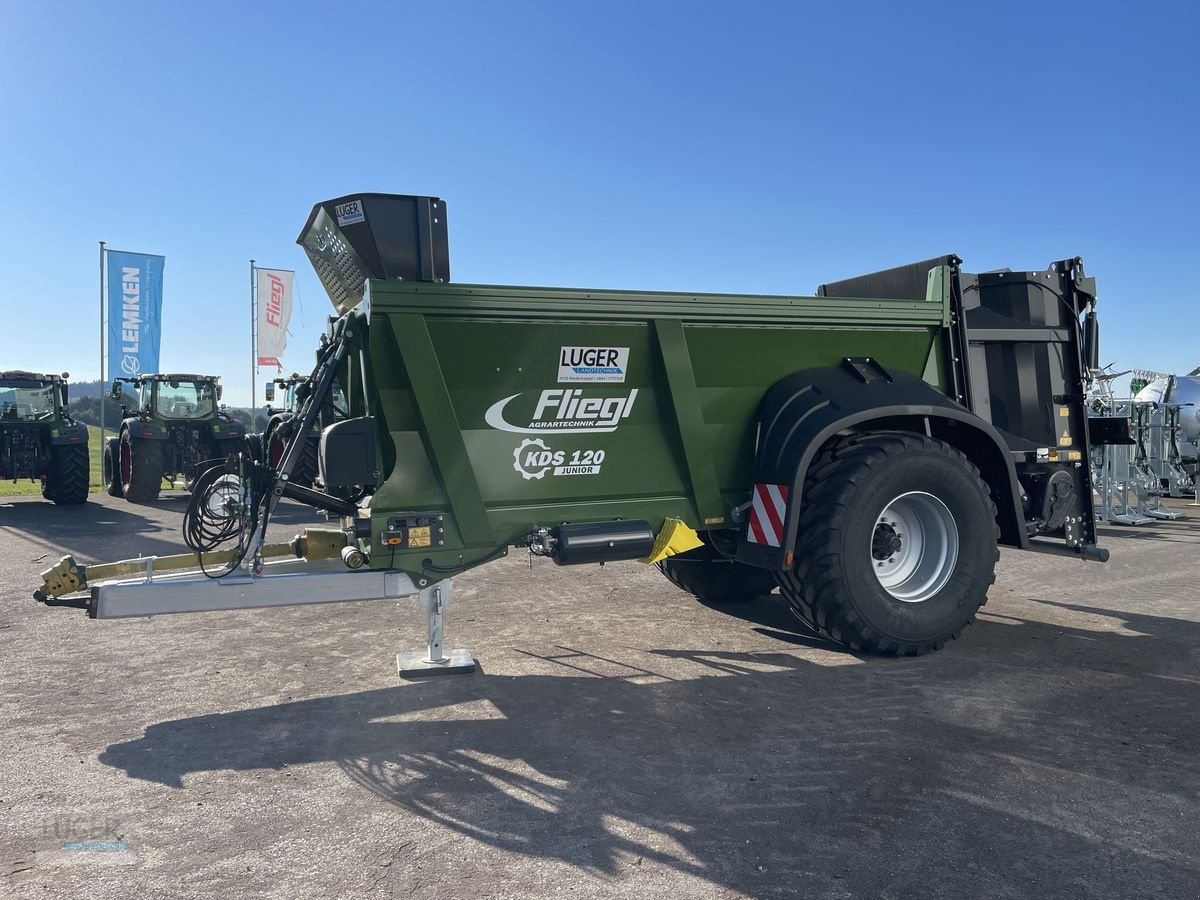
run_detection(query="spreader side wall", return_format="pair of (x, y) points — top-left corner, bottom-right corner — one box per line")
(364, 282), (948, 568)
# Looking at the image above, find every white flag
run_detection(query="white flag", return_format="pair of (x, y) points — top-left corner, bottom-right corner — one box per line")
(256, 268), (294, 368)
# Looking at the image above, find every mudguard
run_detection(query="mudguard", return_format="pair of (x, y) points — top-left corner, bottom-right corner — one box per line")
(736, 358), (1027, 570)
(211, 419), (248, 440)
(123, 420), (168, 440)
(49, 422), (89, 445)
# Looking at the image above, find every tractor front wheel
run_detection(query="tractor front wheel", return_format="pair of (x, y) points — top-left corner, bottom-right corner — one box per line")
(244, 433), (264, 466)
(120, 429), (164, 503)
(103, 437), (124, 497)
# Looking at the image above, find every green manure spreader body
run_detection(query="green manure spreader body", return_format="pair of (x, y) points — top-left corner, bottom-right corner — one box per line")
(37, 193), (1107, 660)
(364, 280), (950, 561)
(274, 192), (1105, 656)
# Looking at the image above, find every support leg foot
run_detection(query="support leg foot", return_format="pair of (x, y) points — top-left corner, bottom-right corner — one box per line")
(396, 581), (476, 678)
(397, 648), (476, 677)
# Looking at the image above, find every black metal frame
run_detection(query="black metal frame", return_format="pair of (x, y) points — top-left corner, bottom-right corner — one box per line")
(745, 255), (1104, 568)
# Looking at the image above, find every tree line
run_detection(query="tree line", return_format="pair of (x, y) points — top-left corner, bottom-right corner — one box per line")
(68, 395), (267, 431)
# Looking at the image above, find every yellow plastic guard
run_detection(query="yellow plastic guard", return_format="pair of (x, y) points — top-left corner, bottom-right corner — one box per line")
(640, 518), (704, 564)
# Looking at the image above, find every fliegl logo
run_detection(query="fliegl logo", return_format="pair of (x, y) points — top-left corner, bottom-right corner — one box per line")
(485, 388), (638, 434)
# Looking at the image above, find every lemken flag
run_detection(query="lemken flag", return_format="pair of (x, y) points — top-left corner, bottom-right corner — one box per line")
(256, 268), (294, 368)
(107, 251), (164, 376)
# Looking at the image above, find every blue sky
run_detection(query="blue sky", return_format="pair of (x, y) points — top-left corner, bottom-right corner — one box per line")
(1, 0), (1196, 406)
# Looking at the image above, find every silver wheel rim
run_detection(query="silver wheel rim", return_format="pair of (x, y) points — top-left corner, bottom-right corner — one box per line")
(871, 491), (959, 603)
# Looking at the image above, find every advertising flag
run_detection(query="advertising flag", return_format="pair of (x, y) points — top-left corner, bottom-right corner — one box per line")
(256, 268), (294, 368)
(107, 251), (164, 377)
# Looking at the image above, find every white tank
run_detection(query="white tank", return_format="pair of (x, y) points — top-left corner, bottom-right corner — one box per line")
(1134, 376), (1200, 457)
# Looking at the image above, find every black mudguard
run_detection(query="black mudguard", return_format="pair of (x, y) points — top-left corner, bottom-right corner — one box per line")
(737, 359), (1027, 570)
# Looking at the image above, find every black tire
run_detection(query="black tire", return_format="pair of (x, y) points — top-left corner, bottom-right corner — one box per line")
(294, 434), (319, 487)
(267, 427), (318, 487)
(120, 429), (164, 503)
(776, 433), (998, 656)
(47, 443), (89, 505)
(244, 433), (264, 466)
(263, 421), (282, 467)
(658, 535), (778, 603)
(103, 437), (124, 498)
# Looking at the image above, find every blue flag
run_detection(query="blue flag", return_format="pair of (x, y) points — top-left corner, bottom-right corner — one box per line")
(107, 251), (164, 377)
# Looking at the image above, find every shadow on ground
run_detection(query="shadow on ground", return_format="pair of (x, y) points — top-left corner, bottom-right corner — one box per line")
(0, 495), (321, 563)
(1096, 515), (1200, 545)
(0, 497), (182, 559)
(99, 602), (1200, 897)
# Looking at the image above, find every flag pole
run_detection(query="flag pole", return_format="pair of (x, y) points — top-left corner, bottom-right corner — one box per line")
(250, 259), (256, 430)
(99, 241), (106, 455)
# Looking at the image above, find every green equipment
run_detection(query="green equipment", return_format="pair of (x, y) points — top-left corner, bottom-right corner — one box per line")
(0, 370), (88, 504)
(38, 192), (1108, 670)
(103, 374), (246, 502)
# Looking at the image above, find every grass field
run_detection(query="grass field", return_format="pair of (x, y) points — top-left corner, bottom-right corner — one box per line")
(0, 425), (108, 497)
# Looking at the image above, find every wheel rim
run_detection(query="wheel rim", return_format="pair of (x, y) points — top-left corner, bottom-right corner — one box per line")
(870, 491), (959, 603)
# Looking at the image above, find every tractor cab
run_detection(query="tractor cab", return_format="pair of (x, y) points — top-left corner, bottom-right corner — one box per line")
(265, 373), (307, 417)
(0, 371), (64, 422)
(113, 374), (222, 421)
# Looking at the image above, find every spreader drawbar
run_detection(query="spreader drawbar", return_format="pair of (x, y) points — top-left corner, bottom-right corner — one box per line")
(89, 565), (475, 677)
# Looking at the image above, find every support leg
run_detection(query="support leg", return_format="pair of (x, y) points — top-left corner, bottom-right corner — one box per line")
(397, 581), (475, 678)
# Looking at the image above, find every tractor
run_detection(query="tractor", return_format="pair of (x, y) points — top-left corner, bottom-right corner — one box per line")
(254, 373), (320, 487)
(0, 370), (88, 504)
(103, 374), (246, 502)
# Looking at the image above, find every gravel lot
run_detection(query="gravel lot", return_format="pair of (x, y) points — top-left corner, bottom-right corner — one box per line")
(2, 492), (1198, 898)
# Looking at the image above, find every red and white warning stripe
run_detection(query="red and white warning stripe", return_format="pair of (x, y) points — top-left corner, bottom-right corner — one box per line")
(747, 483), (789, 547)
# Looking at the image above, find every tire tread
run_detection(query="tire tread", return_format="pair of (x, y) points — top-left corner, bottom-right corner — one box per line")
(777, 433), (999, 656)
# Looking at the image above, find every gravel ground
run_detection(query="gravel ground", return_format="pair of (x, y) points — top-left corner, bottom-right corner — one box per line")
(1, 492), (1198, 899)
